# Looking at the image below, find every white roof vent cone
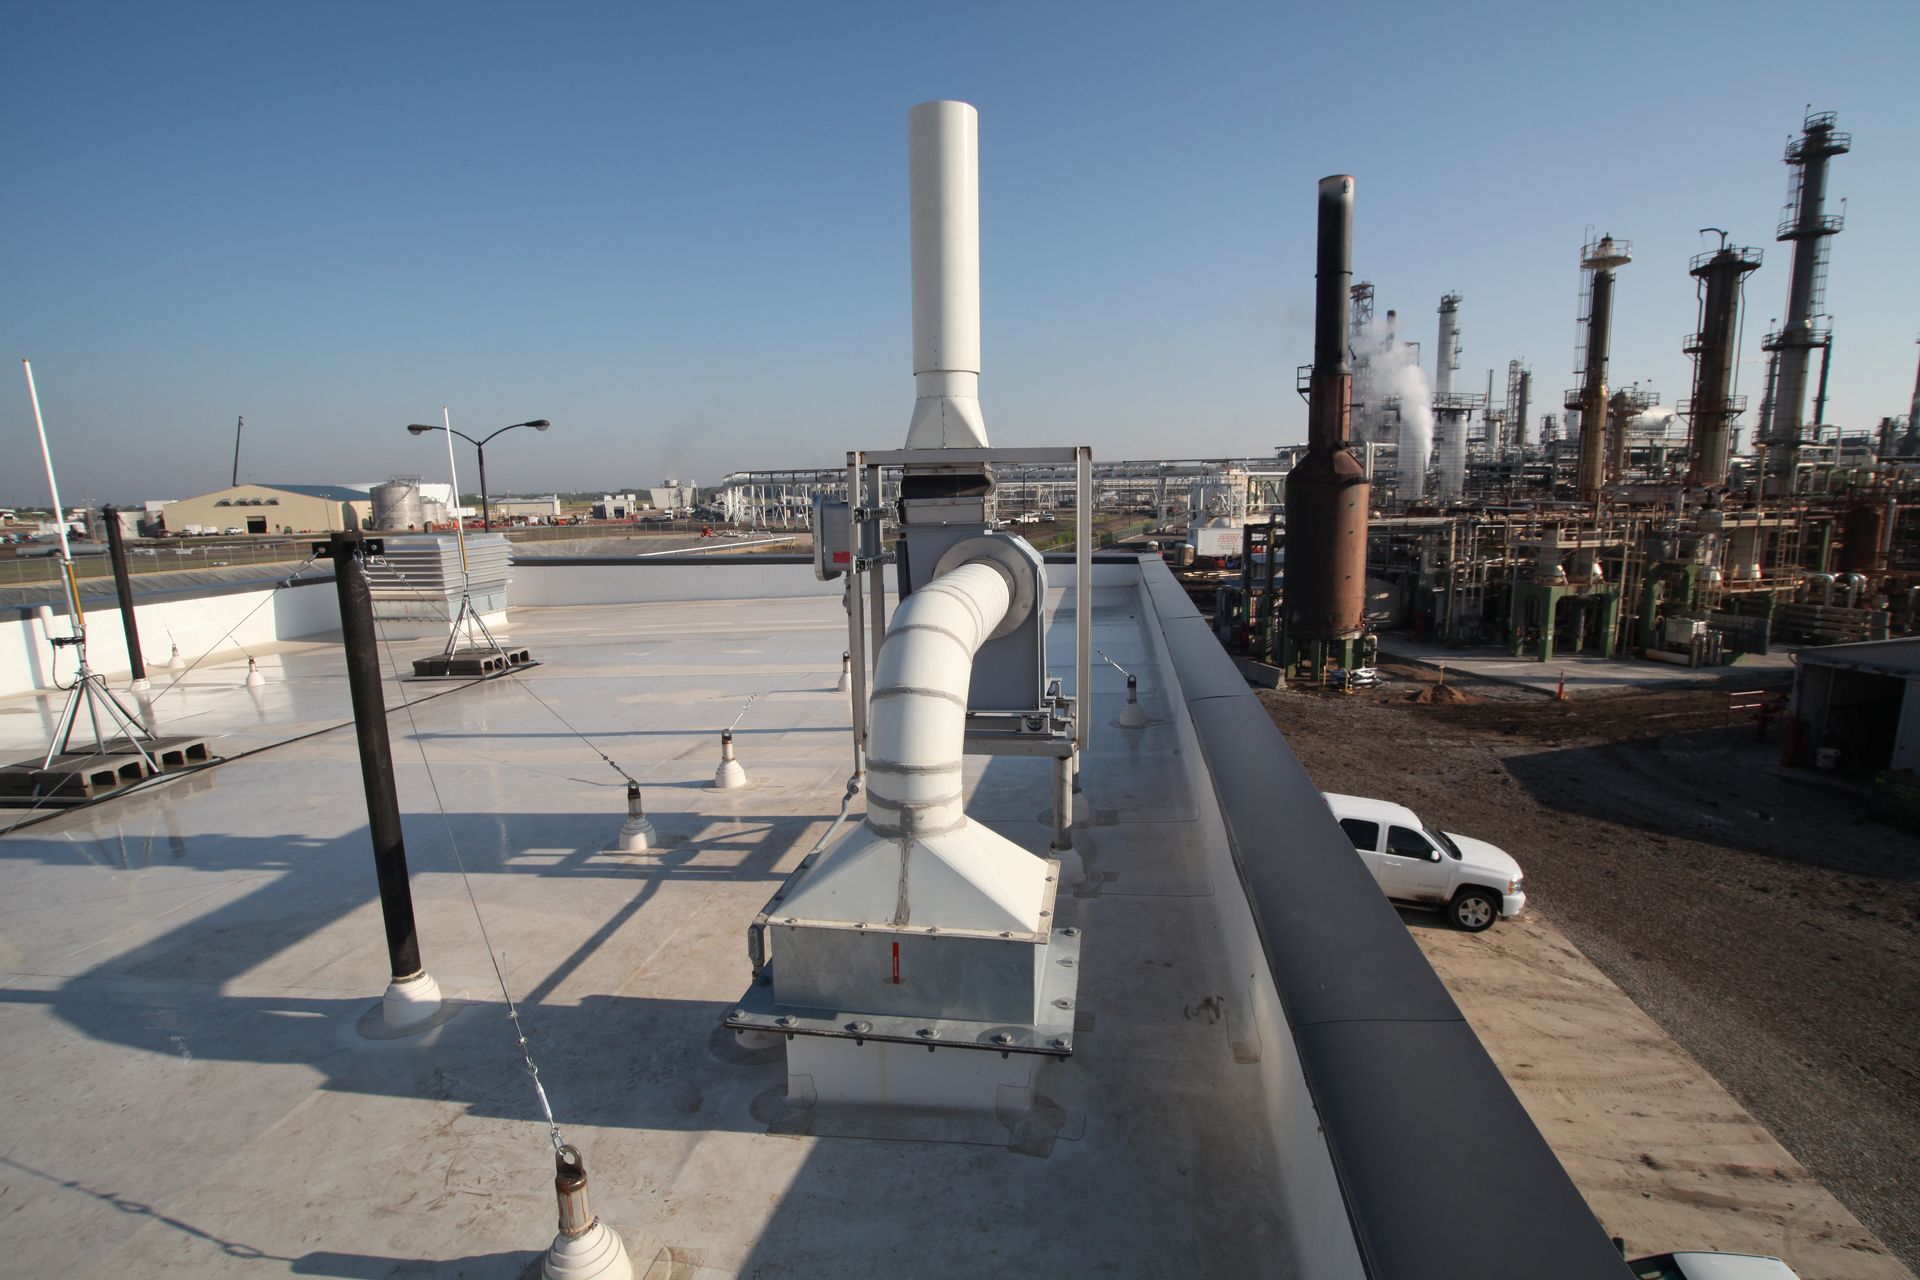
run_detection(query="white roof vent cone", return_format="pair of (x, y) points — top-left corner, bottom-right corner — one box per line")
(780, 559), (1049, 934)
(905, 100), (990, 450)
(836, 650), (851, 694)
(541, 1145), (633, 1280)
(381, 970), (443, 1030)
(243, 657), (266, 688)
(608, 781), (657, 854)
(712, 728), (748, 790)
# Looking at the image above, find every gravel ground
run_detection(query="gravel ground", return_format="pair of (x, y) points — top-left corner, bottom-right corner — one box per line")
(1260, 664), (1920, 1271)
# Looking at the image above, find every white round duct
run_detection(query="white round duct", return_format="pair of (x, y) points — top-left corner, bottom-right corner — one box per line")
(777, 558), (1050, 935)
(932, 534), (1035, 640)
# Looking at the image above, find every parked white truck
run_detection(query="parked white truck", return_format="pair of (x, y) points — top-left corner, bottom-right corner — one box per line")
(1322, 793), (1527, 931)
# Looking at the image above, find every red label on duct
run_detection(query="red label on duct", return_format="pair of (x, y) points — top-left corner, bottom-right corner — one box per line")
(832, 551), (851, 564)
(891, 941), (901, 984)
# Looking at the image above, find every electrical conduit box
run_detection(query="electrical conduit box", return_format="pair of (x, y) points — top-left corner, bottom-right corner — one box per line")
(811, 493), (880, 582)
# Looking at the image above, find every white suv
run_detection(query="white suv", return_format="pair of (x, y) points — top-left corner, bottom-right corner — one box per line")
(1323, 793), (1526, 932)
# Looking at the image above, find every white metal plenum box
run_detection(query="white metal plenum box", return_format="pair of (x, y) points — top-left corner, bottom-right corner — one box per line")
(365, 534), (513, 622)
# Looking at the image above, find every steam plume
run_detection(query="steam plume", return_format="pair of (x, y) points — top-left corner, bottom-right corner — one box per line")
(1353, 316), (1433, 497)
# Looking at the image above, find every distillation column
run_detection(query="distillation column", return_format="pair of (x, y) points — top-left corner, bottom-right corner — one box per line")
(1431, 294), (1470, 499)
(1510, 362), (1532, 452)
(1683, 236), (1763, 488)
(1282, 176), (1370, 669)
(1571, 236), (1632, 502)
(1910, 340), (1920, 446)
(1761, 111), (1850, 495)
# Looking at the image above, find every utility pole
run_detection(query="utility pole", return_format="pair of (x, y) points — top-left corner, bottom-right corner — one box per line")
(231, 416), (244, 488)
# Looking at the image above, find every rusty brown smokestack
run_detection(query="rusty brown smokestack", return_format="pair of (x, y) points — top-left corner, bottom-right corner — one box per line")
(1284, 174), (1370, 643)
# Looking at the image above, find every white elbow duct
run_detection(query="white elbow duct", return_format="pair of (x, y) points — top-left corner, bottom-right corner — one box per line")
(906, 99), (989, 449)
(778, 556), (1048, 935)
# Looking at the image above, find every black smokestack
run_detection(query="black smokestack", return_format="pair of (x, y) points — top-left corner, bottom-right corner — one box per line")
(1284, 174), (1370, 644)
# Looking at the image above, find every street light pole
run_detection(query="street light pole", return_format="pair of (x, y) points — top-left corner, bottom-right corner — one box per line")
(406, 418), (550, 534)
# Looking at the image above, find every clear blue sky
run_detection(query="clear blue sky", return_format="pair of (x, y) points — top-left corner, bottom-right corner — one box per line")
(4, 0), (1916, 505)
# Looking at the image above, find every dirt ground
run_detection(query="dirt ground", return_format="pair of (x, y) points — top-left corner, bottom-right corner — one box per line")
(1408, 906), (1909, 1278)
(1260, 664), (1920, 1273)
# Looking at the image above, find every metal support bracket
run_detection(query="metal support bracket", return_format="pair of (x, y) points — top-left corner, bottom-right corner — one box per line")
(311, 538), (385, 559)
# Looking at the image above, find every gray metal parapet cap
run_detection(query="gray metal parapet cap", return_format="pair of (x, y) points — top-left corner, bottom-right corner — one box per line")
(1138, 554), (1628, 1279)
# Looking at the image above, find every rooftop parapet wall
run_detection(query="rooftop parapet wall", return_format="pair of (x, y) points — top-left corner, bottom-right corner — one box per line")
(1134, 553), (1629, 1280)
(0, 576), (339, 699)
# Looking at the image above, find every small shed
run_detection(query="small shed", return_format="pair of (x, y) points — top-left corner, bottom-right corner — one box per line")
(1790, 637), (1920, 771)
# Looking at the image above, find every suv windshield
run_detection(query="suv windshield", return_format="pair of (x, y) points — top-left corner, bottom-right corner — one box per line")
(1427, 828), (1461, 859)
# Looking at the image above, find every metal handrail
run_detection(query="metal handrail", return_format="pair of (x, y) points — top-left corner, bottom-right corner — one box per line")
(1777, 211), (1844, 238)
(1689, 245), (1761, 272)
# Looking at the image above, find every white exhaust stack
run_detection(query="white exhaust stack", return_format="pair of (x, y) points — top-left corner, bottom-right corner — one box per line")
(726, 99), (1078, 1118)
(905, 100), (989, 449)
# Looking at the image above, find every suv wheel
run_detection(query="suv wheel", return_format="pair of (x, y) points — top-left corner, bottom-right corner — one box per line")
(1449, 888), (1499, 932)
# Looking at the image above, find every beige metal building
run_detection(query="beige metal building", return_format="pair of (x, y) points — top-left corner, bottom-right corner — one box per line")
(491, 495), (563, 522)
(160, 484), (372, 535)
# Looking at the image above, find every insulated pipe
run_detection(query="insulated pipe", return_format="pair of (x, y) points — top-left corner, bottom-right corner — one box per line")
(865, 560), (1012, 838)
(906, 100), (989, 449)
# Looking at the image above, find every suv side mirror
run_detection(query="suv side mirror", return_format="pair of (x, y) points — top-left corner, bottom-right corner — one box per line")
(1430, 849), (1443, 862)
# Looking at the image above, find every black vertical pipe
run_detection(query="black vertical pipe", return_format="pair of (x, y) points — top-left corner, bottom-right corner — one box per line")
(329, 530), (424, 981)
(102, 506), (146, 683)
(476, 444), (491, 531)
